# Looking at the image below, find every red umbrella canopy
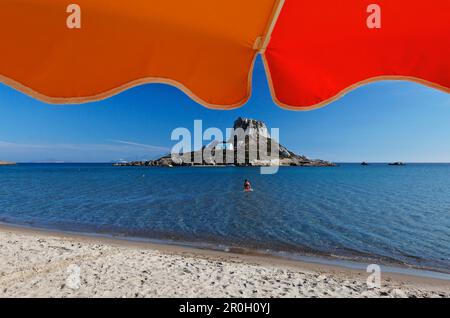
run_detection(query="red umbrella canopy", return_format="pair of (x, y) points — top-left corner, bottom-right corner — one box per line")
(0, 0), (449, 110)
(264, 0), (450, 109)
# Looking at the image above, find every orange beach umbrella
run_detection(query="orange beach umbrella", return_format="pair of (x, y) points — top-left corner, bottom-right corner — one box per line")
(0, 0), (449, 110)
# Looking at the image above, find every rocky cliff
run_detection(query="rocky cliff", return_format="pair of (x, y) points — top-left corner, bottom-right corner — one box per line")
(115, 118), (334, 167)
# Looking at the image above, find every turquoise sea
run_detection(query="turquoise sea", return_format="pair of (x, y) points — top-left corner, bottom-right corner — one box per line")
(0, 163), (449, 275)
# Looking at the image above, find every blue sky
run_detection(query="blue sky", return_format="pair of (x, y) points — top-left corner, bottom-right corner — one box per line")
(0, 56), (449, 163)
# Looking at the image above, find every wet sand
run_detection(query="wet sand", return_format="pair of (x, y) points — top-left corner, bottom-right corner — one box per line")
(0, 224), (448, 298)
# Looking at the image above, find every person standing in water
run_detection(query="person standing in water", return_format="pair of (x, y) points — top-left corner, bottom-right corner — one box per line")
(244, 179), (252, 191)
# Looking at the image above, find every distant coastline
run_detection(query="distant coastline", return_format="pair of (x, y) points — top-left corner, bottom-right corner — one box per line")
(9, 162), (450, 165)
(0, 161), (15, 166)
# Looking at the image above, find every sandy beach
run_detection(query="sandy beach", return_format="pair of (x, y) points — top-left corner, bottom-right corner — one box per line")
(0, 225), (448, 298)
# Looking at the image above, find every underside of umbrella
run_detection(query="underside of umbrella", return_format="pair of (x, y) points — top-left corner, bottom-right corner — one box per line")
(0, 0), (449, 110)
(264, 0), (450, 110)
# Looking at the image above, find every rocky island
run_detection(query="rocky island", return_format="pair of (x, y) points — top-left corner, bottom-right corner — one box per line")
(388, 162), (406, 166)
(115, 118), (334, 167)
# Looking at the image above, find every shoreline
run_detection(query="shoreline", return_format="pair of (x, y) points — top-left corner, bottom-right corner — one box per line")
(1, 222), (449, 282)
(0, 223), (449, 298)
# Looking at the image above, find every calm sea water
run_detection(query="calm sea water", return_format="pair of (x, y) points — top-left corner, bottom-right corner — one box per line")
(0, 163), (449, 273)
